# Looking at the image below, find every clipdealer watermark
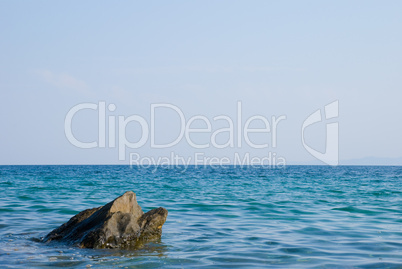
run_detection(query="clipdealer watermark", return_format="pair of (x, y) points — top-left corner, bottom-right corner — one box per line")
(64, 101), (339, 169)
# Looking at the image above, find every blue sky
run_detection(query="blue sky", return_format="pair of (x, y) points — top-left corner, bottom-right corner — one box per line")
(0, 1), (401, 164)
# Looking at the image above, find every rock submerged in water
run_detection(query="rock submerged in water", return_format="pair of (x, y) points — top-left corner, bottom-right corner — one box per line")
(43, 191), (168, 249)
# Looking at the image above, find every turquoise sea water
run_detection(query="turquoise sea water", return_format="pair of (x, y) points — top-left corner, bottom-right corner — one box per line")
(0, 165), (401, 268)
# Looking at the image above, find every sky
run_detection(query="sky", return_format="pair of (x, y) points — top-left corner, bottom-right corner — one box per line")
(0, 1), (401, 165)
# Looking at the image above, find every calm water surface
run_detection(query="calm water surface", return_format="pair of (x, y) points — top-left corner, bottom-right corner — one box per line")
(0, 165), (401, 268)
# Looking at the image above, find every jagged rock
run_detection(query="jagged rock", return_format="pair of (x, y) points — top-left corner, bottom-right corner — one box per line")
(43, 191), (168, 249)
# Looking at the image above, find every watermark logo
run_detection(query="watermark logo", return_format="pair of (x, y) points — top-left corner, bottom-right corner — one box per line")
(64, 102), (287, 166)
(64, 100), (339, 168)
(301, 100), (339, 165)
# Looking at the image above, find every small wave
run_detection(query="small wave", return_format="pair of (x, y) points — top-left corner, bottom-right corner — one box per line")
(331, 206), (379, 215)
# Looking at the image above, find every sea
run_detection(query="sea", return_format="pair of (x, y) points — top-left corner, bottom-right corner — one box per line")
(0, 165), (401, 268)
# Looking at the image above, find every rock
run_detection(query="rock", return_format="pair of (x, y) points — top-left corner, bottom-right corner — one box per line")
(43, 191), (168, 249)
